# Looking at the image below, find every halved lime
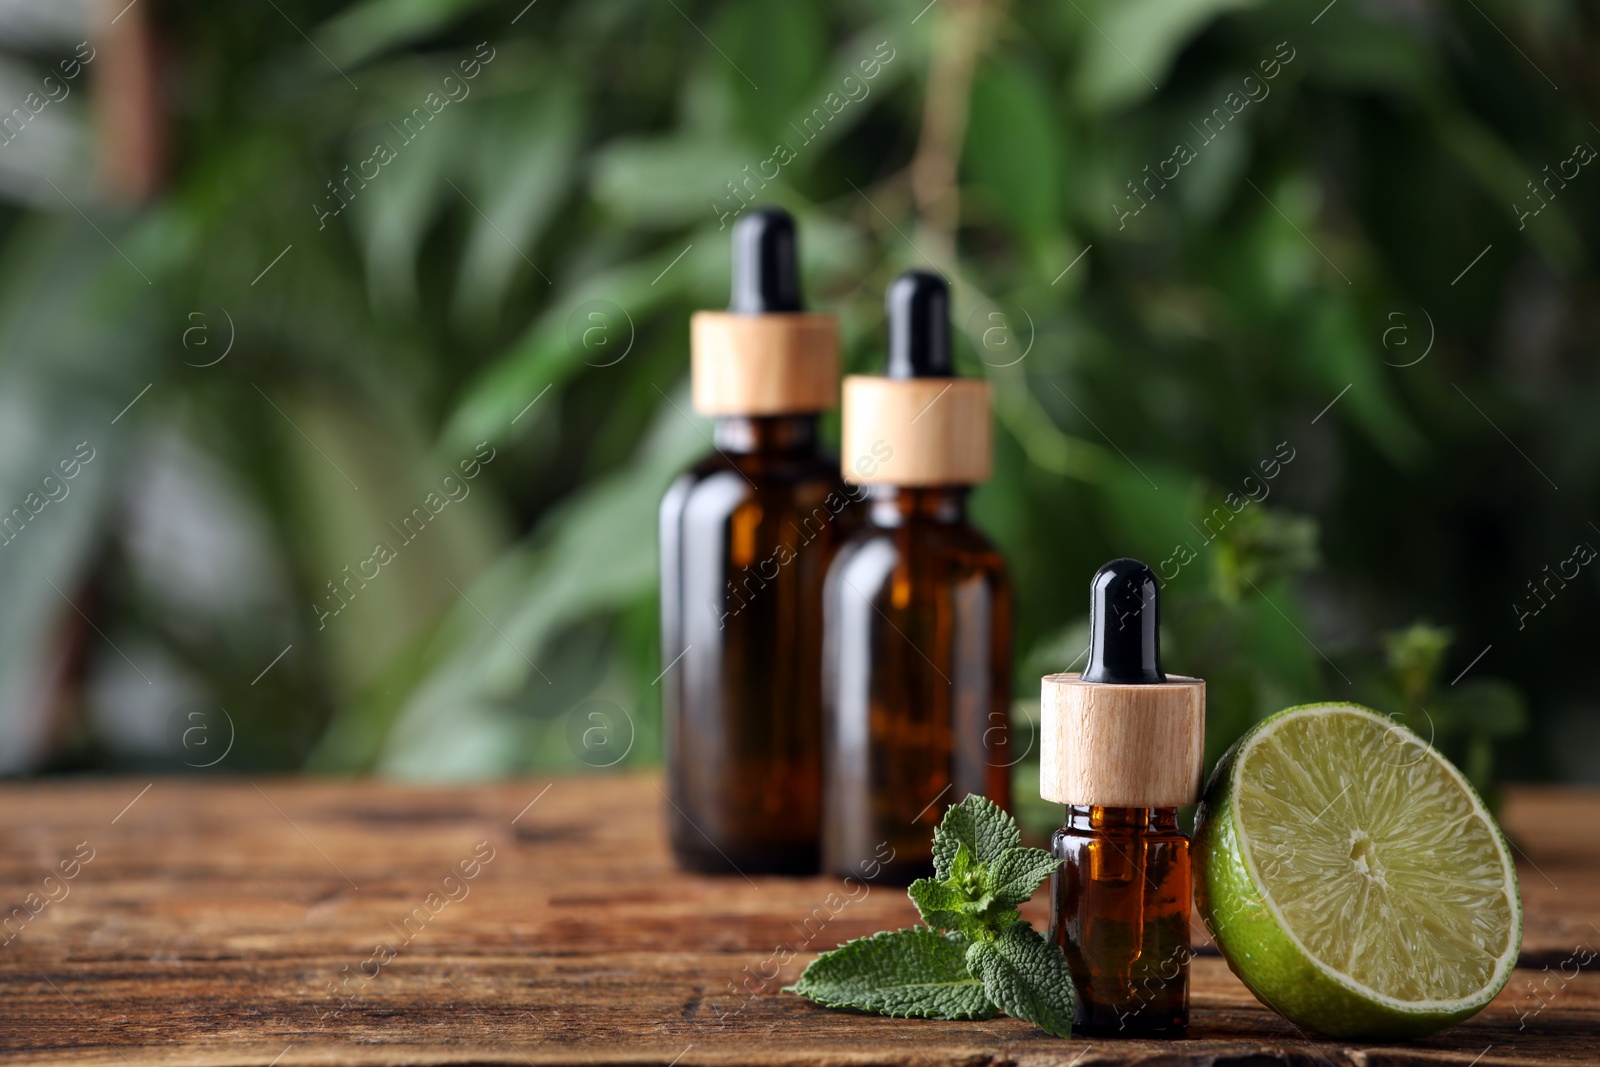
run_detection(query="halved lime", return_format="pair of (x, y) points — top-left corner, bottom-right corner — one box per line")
(1194, 702), (1521, 1039)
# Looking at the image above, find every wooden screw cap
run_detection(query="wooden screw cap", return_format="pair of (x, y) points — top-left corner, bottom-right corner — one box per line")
(840, 375), (992, 485)
(840, 271), (992, 486)
(691, 311), (839, 416)
(691, 208), (838, 416)
(1040, 672), (1206, 807)
(1040, 558), (1206, 808)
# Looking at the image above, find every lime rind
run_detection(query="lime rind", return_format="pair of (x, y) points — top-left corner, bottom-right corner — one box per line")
(1195, 702), (1522, 1040)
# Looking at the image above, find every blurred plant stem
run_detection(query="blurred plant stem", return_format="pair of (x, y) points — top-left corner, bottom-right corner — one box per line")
(911, 0), (1003, 267)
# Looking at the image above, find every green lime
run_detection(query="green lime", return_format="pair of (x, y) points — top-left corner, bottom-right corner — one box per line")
(1194, 702), (1521, 1039)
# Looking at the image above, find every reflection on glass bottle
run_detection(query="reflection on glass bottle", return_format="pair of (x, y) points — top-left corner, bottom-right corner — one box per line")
(660, 208), (854, 874)
(822, 271), (1012, 884)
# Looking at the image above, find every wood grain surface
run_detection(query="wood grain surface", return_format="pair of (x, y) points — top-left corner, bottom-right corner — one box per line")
(1, 775), (1594, 1066)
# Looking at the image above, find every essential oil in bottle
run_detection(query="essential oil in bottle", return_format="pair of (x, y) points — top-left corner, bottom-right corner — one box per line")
(1041, 559), (1205, 1037)
(660, 207), (856, 875)
(821, 270), (1012, 884)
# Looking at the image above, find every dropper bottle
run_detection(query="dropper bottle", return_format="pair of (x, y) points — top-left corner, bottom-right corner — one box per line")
(1042, 559), (1205, 1036)
(660, 207), (854, 875)
(821, 270), (1012, 883)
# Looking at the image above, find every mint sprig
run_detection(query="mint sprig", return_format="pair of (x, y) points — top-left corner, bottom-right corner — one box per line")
(788, 795), (1074, 1037)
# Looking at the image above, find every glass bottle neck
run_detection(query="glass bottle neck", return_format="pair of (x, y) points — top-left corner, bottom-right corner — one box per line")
(867, 485), (968, 526)
(712, 414), (818, 454)
(1063, 806), (1179, 832)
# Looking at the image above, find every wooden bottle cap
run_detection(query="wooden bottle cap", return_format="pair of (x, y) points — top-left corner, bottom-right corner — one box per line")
(1039, 672), (1205, 808)
(839, 375), (992, 486)
(690, 311), (839, 417)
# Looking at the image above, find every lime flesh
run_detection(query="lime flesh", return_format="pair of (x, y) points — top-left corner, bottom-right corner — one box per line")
(1195, 703), (1521, 1039)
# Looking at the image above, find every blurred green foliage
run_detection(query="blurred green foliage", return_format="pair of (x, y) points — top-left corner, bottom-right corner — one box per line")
(1, 0), (1592, 788)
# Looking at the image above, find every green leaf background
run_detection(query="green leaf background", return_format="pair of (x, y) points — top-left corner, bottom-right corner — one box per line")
(1, 0), (1587, 793)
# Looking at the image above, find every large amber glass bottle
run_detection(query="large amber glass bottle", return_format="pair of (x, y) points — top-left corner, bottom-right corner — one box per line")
(822, 271), (1012, 883)
(660, 208), (853, 875)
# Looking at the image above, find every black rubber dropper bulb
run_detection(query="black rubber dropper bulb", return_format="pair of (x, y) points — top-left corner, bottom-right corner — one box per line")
(729, 207), (803, 313)
(1081, 558), (1167, 684)
(886, 270), (953, 379)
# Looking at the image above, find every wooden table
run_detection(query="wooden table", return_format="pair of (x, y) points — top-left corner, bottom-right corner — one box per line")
(2, 775), (1595, 1065)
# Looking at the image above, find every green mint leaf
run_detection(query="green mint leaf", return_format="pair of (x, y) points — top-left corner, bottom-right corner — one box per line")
(985, 846), (1062, 907)
(788, 928), (1000, 1020)
(964, 921), (1076, 1038)
(907, 877), (973, 932)
(907, 877), (1006, 940)
(932, 794), (1020, 880)
(948, 842), (977, 885)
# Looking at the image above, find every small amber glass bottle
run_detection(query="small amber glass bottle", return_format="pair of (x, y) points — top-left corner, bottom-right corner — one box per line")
(822, 271), (1012, 883)
(1051, 806), (1192, 1035)
(1041, 559), (1205, 1037)
(660, 208), (855, 875)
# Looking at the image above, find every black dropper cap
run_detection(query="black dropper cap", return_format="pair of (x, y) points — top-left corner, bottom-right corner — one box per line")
(1081, 558), (1167, 684)
(729, 207), (803, 313)
(886, 270), (953, 379)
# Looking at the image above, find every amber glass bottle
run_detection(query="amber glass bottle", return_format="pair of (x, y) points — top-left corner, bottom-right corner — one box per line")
(822, 271), (1011, 883)
(1041, 559), (1205, 1037)
(660, 208), (853, 875)
(1051, 806), (1192, 1035)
